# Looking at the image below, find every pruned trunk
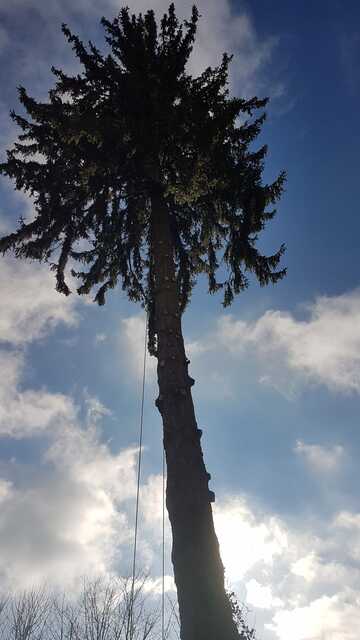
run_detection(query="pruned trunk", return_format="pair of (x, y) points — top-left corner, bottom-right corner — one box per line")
(150, 191), (240, 640)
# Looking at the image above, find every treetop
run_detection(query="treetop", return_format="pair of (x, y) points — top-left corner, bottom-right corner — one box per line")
(0, 3), (286, 315)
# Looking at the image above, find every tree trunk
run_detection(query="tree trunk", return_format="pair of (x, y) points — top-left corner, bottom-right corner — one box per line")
(150, 191), (240, 640)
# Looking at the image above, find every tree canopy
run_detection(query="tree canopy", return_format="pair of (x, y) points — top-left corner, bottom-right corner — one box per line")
(0, 3), (286, 343)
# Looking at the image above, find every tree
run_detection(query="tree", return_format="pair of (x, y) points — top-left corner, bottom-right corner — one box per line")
(0, 577), (166, 640)
(0, 4), (285, 639)
(0, 588), (50, 640)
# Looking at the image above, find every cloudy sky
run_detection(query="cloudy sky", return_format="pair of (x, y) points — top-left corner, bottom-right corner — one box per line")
(0, 1), (360, 638)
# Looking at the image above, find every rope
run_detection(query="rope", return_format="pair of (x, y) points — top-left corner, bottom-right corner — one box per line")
(128, 312), (148, 640)
(127, 311), (167, 640)
(162, 445), (166, 640)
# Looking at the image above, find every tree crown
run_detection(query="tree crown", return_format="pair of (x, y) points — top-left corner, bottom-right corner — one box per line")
(0, 3), (286, 314)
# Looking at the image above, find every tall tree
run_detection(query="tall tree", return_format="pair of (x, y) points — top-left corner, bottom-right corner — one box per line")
(0, 5), (286, 639)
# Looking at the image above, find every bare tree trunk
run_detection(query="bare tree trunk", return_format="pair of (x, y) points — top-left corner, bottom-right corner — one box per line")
(150, 192), (240, 640)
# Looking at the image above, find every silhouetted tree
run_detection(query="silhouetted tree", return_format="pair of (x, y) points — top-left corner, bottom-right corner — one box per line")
(0, 5), (285, 639)
(0, 577), (163, 640)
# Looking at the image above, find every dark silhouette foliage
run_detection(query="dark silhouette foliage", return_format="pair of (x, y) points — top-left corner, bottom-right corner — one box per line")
(0, 3), (285, 351)
(228, 591), (256, 640)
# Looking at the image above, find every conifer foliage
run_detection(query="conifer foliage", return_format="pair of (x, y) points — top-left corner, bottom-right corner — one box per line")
(0, 3), (285, 343)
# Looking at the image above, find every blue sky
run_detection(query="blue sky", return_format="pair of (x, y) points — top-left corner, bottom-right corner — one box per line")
(0, 1), (360, 638)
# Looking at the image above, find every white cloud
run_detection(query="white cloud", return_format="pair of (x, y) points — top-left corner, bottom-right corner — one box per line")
(84, 391), (112, 423)
(183, 288), (360, 397)
(246, 578), (283, 610)
(334, 511), (360, 563)
(268, 590), (360, 640)
(0, 385), (175, 594)
(213, 498), (288, 583)
(0, 350), (76, 438)
(291, 552), (318, 582)
(335, 510), (360, 530)
(0, 420), (138, 591)
(140, 473), (164, 530)
(231, 289), (360, 393)
(0, 479), (12, 502)
(143, 574), (176, 595)
(0, 257), (79, 345)
(294, 440), (345, 473)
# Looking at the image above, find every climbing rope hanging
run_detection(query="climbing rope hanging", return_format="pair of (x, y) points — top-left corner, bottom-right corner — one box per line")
(127, 312), (167, 640)
(162, 445), (166, 640)
(128, 312), (148, 640)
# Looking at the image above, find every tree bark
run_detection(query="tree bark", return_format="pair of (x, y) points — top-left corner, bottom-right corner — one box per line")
(150, 191), (240, 640)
